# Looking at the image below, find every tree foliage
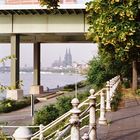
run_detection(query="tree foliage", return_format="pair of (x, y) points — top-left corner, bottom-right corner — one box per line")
(86, 0), (140, 61)
(87, 50), (132, 88)
(39, 0), (59, 9)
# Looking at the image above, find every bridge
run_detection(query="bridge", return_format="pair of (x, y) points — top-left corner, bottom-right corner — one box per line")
(0, 0), (90, 96)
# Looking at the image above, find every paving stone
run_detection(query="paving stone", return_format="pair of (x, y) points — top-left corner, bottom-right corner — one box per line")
(97, 98), (140, 140)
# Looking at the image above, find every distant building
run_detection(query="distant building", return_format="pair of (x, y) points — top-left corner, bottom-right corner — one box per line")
(52, 48), (72, 68)
(6, 0), (76, 4)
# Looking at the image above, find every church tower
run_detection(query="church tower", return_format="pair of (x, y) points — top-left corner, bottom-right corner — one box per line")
(68, 48), (72, 66)
(64, 49), (68, 66)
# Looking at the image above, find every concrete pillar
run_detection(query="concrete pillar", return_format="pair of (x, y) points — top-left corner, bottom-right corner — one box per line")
(88, 89), (96, 140)
(33, 42), (40, 85)
(70, 98), (81, 140)
(30, 42), (43, 95)
(7, 34), (23, 100)
(99, 90), (107, 125)
(106, 81), (111, 111)
(11, 34), (20, 89)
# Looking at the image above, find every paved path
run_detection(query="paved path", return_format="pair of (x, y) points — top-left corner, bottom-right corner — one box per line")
(97, 96), (140, 140)
(0, 87), (89, 135)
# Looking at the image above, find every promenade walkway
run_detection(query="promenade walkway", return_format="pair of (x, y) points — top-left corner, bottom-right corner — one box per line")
(0, 86), (89, 135)
(1, 87), (140, 140)
(97, 89), (140, 140)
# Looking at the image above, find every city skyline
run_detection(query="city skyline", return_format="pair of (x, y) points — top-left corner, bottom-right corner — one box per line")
(52, 48), (72, 67)
(0, 43), (98, 67)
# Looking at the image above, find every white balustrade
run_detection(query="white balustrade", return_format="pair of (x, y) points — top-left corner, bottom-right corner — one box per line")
(99, 90), (107, 125)
(82, 133), (89, 140)
(13, 126), (33, 140)
(2, 76), (121, 140)
(70, 98), (81, 140)
(88, 89), (97, 140)
(106, 81), (111, 111)
(39, 124), (44, 140)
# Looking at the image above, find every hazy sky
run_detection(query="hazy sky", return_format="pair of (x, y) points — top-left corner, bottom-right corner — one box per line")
(0, 43), (98, 67)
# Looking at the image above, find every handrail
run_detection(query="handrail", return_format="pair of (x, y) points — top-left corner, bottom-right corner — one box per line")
(32, 87), (106, 139)
(1, 76), (120, 140)
(31, 94), (90, 139)
(32, 79), (117, 139)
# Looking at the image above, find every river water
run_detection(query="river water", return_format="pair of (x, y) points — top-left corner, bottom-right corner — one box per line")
(0, 72), (86, 98)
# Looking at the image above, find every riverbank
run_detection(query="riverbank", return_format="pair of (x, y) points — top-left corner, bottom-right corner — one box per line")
(0, 72), (86, 98)
(0, 84), (91, 131)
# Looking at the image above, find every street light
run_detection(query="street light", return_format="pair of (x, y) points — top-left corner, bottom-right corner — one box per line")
(74, 63), (78, 98)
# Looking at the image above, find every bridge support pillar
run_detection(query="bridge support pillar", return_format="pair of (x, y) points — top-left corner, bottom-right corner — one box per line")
(7, 34), (23, 100)
(11, 34), (20, 89)
(30, 42), (43, 95)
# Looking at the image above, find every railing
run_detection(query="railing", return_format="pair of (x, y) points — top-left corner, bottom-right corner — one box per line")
(31, 76), (120, 140)
(0, 76), (120, 140)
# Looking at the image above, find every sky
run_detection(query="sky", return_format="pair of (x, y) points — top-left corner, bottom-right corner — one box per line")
(0, 0), (97, 67)
(0, 43), (98, 67)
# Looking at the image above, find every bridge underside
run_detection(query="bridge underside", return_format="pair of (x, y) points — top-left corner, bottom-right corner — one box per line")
(0, 4), (91, 96)
(0, 33), (88, 43)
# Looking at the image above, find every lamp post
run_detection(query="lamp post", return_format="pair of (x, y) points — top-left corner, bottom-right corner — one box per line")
(74, 63), (78, 98)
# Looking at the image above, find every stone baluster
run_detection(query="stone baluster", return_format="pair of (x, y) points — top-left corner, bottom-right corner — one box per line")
(99, 90), (107, 125)
(106, 81), (111, 111)
(109, 80), (113, 98)
(82, 133), (89, 140)
(39, 124), (44, 140)
(13, 126), (32, 140)
(70, 98), (81, 140)
(88, 89), (97, 140)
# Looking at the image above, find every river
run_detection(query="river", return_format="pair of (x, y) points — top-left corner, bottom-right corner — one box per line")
(0, 72), (86, 98)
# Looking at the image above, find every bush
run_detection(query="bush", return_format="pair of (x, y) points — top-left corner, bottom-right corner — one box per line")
(0, 96), (39, 113)
(56, 96), (72, 116)
(122, 79), (130, 88)
(63, 81), (87, 92)
(111, 90), (122, 111)
(34, 91), (89, 126)
(136, 89), (140, 96)
(34, 104), (59, 125)
(63, 84), (75, 91)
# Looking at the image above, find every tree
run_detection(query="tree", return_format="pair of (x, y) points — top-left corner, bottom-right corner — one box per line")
(87, 51), (131, 88)
(0, 55), (16, 92)
(39, 0), (59, 9)
(86, 0), (140, 90)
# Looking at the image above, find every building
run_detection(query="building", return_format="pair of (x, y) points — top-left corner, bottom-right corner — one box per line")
(52, 48), (72, 67)
(5, 0), (76, 4)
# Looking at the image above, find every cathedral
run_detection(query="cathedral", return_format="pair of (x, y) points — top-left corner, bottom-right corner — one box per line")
(52, 48), (72, 68)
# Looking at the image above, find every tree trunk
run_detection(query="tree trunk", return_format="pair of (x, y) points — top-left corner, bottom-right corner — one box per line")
(132, 60), (138, 90)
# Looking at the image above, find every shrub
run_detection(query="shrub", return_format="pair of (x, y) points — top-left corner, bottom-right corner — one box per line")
(35, 91), (90, 126)
(122, 80), (130, 88)
(111, 90), (122, 111)
(0, 96), (39, 113)
(34, 104), (59, 125)
(136, 89), (140, 96)
(56, 96), (72, 116)
(63, 81), (87, 92)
